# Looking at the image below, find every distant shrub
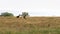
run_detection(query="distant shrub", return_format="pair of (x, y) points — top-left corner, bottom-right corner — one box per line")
(1, 12), (14, 17)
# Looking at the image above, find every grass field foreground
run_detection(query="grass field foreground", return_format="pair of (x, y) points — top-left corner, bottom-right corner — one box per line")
(0, 16), (60, 34)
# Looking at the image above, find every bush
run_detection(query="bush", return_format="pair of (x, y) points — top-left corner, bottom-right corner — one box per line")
(1, 12), (14, 17)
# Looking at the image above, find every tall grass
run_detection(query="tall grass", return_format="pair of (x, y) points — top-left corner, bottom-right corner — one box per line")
(0, 17), (60, 34)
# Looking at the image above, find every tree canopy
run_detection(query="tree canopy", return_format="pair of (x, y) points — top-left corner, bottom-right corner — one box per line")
(1, 12), (14, 16)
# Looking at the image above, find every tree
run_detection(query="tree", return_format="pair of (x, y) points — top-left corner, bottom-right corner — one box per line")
(1, 12), (14, 16)
(22, 12), (29, 19)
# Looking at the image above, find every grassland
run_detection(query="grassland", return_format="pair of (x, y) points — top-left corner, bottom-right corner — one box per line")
(0, 16), (60, 34)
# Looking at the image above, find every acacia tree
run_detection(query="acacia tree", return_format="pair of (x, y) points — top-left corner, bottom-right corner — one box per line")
(22, 12), (29, 19)
(1, 12), (14, 17)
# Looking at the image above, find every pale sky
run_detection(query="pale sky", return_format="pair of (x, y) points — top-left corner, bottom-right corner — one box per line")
(0, 0), (60, 16)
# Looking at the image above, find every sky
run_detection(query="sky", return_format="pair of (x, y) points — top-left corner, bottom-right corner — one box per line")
(0, 0), (60, 16)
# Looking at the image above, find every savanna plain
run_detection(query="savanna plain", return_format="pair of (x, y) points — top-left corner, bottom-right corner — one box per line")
(0, 16), (60, 34)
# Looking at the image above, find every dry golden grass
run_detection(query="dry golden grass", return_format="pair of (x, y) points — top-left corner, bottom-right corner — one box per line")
(0, 16), (60, 34)
(0, 17), (60, 28)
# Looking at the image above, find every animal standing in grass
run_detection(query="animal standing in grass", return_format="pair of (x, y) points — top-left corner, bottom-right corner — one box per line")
(16, 12), (29, 19)
(16, 14), (21, 18)
(22, 12), (29, 19)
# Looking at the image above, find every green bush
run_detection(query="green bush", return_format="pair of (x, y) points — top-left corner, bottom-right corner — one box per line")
(1, 12), (14, 16)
